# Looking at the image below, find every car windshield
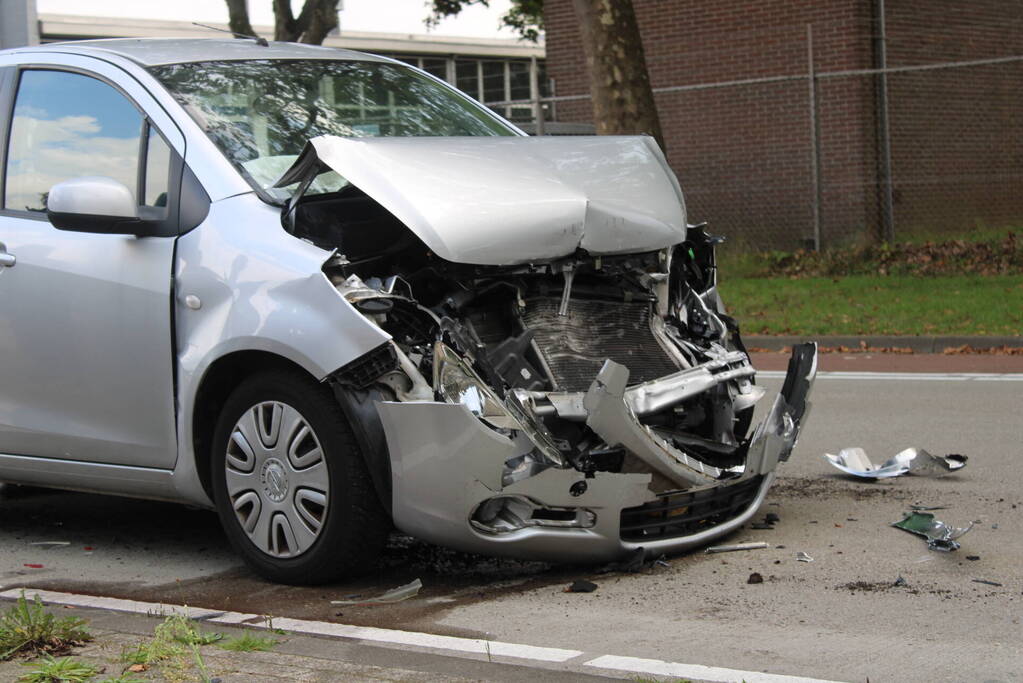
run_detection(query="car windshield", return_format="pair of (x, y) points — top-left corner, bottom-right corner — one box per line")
(150, 59), (516, 200)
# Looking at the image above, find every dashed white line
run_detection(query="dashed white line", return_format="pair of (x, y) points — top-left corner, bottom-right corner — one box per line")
(0, 588), (850, 681)
(584, 654), (845, 683)
(758, 370), (1023, 381)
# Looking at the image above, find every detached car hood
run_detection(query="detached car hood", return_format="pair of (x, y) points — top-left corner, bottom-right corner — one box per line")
(277, 135), (687, 265)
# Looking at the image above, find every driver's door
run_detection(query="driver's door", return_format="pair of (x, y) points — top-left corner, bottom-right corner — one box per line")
(0, 64), (180, 468)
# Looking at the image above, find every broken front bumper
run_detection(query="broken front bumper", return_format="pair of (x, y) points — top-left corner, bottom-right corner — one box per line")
(376, 343), (818, 563)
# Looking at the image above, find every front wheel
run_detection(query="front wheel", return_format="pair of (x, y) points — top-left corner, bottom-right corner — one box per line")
(210, 370), (388, 585)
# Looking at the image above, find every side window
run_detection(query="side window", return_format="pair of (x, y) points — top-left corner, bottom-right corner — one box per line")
(4, 70), (144, 213)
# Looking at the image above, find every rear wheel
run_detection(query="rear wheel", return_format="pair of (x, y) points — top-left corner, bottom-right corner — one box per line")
(210, 370), (388, 585)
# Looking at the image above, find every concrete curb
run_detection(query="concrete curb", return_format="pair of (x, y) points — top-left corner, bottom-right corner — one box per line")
(744, 335), (1023, 352)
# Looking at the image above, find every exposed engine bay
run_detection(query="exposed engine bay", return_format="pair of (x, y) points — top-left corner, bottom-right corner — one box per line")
(311, 185), (763, 492)
(278, 135), (816, 559)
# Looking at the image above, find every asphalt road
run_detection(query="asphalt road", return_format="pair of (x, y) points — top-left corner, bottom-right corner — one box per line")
(1, 359), (1021, 682)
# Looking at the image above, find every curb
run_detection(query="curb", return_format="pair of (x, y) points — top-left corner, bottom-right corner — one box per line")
(744, 335), (1023, 353)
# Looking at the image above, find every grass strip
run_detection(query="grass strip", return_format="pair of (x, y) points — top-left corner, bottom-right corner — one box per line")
(719, 275), (1023, 336)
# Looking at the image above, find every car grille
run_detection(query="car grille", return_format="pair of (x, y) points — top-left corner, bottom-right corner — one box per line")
(520, 297), (679, 392)
(619, 475), (764, 542)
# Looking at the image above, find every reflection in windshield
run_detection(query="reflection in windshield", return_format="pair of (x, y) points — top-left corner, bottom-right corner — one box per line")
(151, 59), (515, 200)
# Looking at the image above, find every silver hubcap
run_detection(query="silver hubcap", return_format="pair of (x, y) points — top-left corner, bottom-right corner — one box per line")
(225, 401), (329, 558)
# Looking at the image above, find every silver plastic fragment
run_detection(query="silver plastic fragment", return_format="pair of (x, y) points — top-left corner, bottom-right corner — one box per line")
(331, 578), (422, 605)
(795, 551), (814, 562)
(823, 447), (967, 479)
(704, 542), (768, 554)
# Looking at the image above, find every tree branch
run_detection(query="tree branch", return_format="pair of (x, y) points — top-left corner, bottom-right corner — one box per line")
(225, 0), (258, 38)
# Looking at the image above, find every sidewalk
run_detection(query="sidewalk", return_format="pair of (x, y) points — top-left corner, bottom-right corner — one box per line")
(0, 600), (612, 683)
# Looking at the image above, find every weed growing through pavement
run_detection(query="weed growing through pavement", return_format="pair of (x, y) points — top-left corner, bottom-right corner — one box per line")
(17, 654), (99, 682)
(216, 631), (279, 652)
(0, 592), (92, 660)
(119, 613), (222, 682)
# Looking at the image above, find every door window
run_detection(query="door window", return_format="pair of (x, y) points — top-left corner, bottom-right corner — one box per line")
(3, 69), (168, 213)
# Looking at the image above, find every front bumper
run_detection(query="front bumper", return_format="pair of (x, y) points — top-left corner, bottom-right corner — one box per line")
(376, 343), (817, 563)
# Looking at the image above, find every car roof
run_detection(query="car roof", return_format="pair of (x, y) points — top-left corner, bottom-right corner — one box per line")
(6, 38), (389, 67)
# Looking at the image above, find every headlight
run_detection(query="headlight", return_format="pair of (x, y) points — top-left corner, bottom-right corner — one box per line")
(433, 343), (523, 431)
(433, 343), (566, 473)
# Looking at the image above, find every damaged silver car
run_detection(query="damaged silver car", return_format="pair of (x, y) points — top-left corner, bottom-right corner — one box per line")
(0, 39), (816, 584)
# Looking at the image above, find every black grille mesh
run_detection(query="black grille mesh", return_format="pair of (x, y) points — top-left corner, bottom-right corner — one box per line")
(620, 475), (764, 542)
(520, 297), (679, 392)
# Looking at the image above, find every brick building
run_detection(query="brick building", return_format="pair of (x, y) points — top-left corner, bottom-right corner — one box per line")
(544, 1), (1023, 249)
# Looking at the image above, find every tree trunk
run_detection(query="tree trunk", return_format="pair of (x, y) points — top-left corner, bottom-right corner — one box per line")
(273, 0), (301, 42)
(570, 0), (665, 152)
(300, 0), (340, 44)
(225, 0), (257, 38)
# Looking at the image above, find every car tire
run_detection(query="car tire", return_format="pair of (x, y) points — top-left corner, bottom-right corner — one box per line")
(210, 369), (389, 585)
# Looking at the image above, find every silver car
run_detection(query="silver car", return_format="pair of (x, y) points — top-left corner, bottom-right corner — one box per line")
(0, 38), (817, 584)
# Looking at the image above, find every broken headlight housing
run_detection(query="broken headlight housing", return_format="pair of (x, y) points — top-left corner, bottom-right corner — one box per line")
(433, 343), (566, 476)
(434, 343), (522, 430)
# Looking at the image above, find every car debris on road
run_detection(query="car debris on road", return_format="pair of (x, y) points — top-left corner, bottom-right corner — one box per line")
(824, 447), (967, 479)
(892, 511), (974, 551)
(704, 542), (769, 554)
(331, 578), (422, 605)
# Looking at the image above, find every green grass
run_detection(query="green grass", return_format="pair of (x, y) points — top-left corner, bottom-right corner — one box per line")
(119, 614), (221, 683)
(216, 632), (279, 652)
(18, 654), (99, 682)
(0, 593), (92, 661)
(720, 275), (1023, 336)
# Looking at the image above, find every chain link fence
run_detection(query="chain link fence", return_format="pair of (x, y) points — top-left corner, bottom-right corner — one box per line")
(496, 21), (1023, 251)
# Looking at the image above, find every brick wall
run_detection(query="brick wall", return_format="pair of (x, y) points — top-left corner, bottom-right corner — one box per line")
(543, 0), (1023, 248)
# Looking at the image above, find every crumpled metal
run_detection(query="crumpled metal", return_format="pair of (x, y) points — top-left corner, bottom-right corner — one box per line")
(823, 447), (967, 479)
(892, 511), (974, 551)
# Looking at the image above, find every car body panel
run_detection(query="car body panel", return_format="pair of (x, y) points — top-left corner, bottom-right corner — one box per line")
(287, 134), (686, 265)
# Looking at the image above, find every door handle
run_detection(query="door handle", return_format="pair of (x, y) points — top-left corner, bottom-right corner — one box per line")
(0, 242), (14, 267)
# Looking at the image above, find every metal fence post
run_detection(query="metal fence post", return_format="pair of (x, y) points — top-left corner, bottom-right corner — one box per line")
(875, 0), (896, 242)
(807, 24), (823, 251)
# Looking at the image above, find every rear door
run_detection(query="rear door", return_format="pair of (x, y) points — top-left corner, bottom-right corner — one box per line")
(0, 57), (184, 468)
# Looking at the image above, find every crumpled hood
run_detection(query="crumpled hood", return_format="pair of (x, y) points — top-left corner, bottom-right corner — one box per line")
(278, 135), (687, 265)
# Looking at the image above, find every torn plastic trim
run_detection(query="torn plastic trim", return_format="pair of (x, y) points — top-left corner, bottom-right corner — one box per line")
(583, 343), (817, 489)
(470, 494), (597, 534)
(584, 359), (724, 487)
(520, 348), (755, 421)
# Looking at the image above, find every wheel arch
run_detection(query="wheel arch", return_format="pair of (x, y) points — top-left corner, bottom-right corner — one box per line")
(190, 349), (393, 515)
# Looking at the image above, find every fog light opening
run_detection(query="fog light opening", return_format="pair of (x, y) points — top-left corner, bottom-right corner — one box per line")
(470, 495), (596, 534)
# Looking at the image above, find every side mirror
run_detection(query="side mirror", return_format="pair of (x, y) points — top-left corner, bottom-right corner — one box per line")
(46, 177), (153, 236)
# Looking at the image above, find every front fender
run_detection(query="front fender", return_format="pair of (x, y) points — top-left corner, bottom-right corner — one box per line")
(169, 194), (390, 505)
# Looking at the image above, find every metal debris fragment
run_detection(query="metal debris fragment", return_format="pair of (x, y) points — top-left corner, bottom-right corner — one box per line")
(331, 578), (422, 605)
(892, 511), (974, 552)
(824, 447), (967, 479)
(705, 542), (769, 554)
(972, 578), (1002, 587)
(795, 551), (813, 562)
(28, 541), (70, 547)
(893, 576), (907, 587)
(565, 579), (598, 593)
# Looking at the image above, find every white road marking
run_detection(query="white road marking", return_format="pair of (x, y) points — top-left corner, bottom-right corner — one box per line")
(0, 588), (852, 680)
(758, 370), (1023, 381)
(585, 654), (845, 683)
(0, 588), (223, 620)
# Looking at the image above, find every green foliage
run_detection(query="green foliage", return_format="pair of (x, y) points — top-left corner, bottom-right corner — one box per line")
(18, 654), (99, 683)
(0, 593), (92, 661)
(717, 230), (1022, 280)
(216, 632), (279, 652)
(426, 0), (544, 42)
